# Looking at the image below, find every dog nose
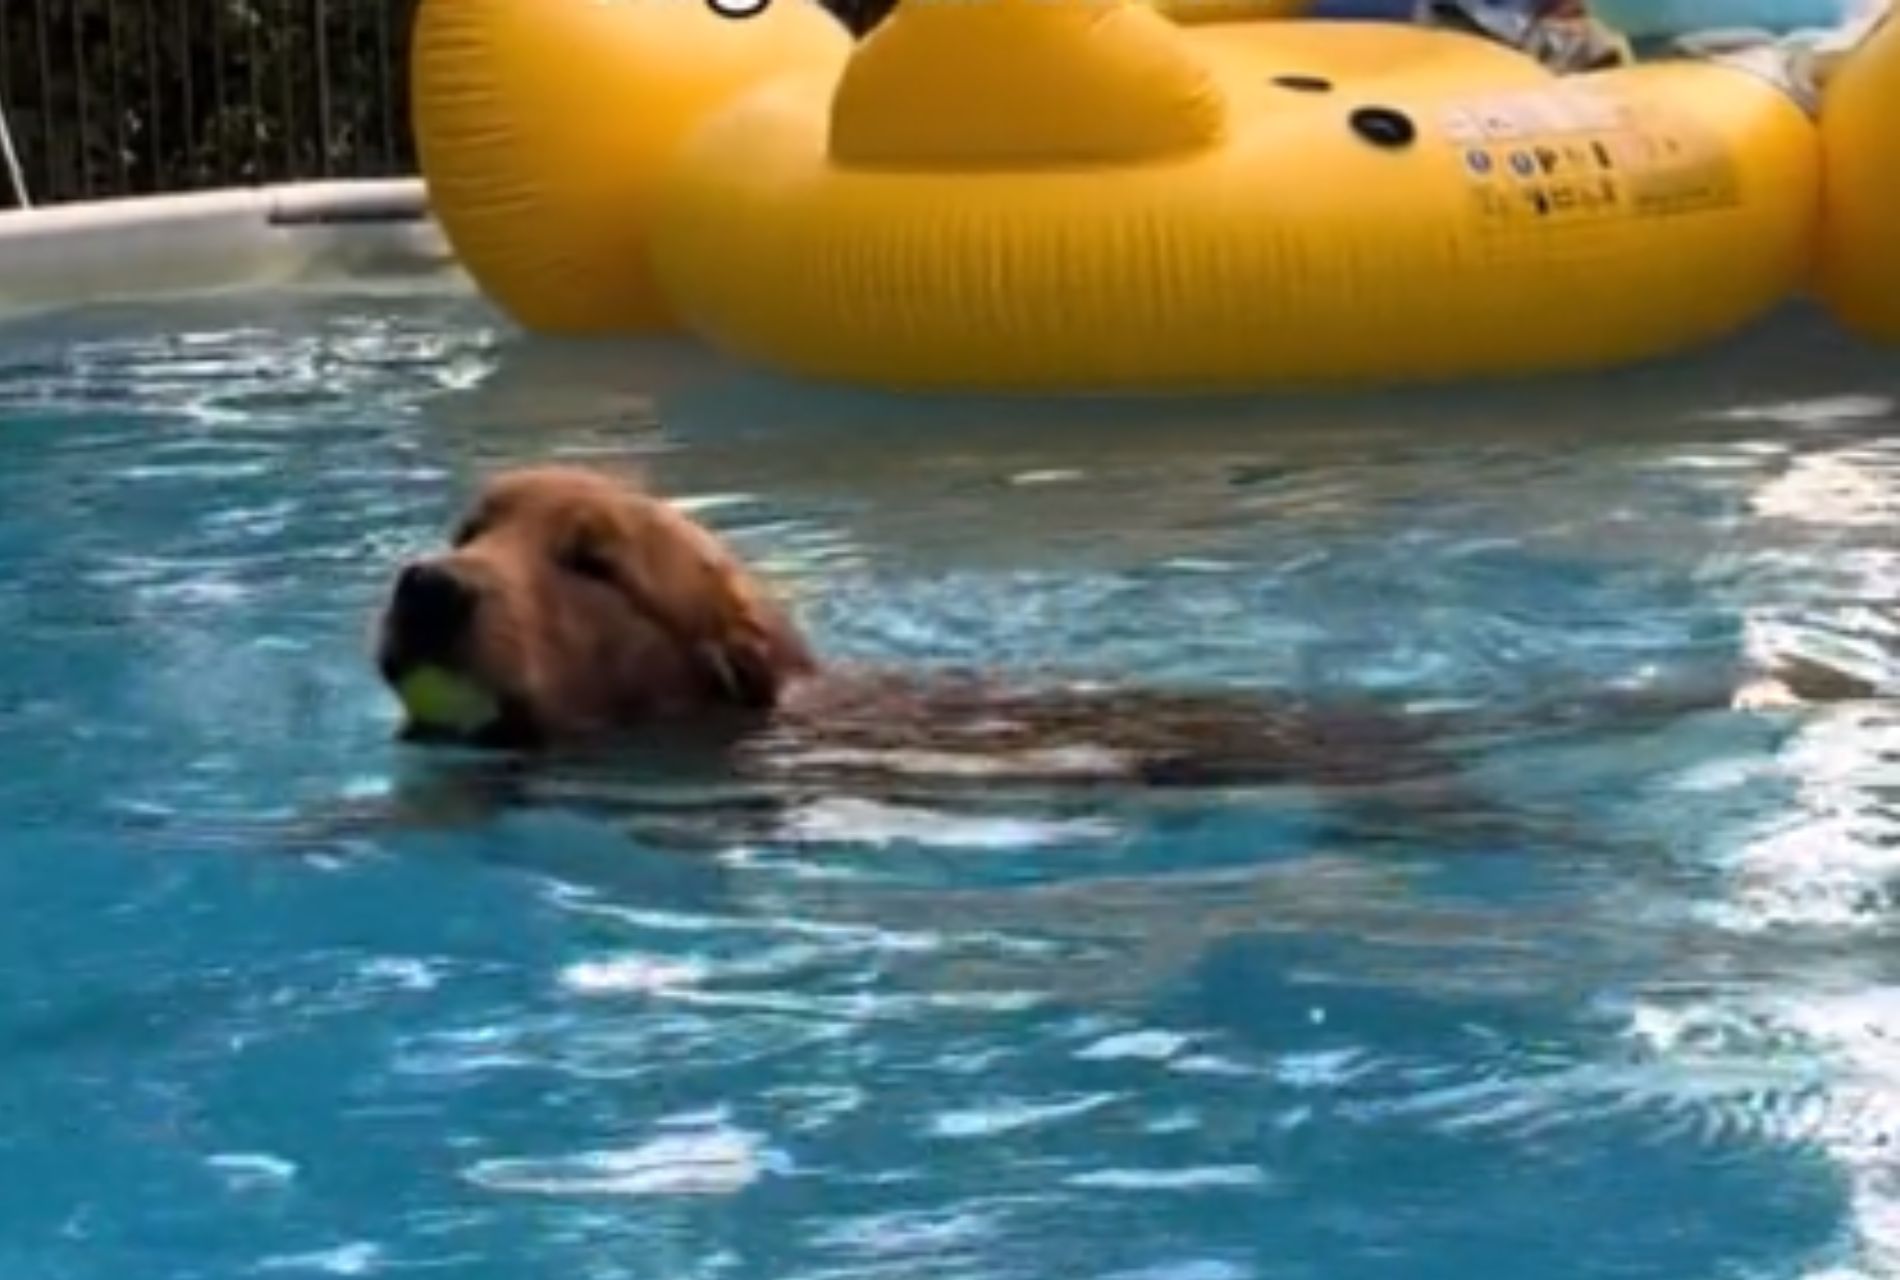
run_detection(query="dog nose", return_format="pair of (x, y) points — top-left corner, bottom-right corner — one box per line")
(391, 561), (478, 648)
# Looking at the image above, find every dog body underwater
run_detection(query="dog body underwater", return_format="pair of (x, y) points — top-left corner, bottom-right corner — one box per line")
(373, 465), (1874, 802)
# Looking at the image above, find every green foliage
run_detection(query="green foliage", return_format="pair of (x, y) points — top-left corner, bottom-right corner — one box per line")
(0, 0), (877, 208)
(1, 0), (418, 206)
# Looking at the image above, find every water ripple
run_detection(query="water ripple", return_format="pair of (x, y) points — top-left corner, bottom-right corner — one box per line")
(464, 1128), (772, 1199)
(4, 297), (1900, 1280)
(927, 1093), (1119, 1139)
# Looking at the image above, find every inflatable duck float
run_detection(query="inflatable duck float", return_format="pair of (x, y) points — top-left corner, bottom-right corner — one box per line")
(410, 0), (1900, 391)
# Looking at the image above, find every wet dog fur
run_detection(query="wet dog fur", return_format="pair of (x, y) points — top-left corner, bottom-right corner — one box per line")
(365, 464), (1876, 843)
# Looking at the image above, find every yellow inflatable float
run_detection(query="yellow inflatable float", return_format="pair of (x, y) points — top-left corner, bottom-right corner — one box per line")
(411, 0), (1900, 392)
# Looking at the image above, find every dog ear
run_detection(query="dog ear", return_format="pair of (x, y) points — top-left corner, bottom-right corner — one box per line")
(599, 495), (812, 711)
(691, 581), (798, 711)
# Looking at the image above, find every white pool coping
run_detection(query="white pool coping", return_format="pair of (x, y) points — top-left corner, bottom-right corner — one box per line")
(0, 178), (469, 316)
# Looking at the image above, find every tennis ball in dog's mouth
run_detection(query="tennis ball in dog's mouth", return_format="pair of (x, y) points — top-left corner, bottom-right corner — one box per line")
(396, 666), (501, 734)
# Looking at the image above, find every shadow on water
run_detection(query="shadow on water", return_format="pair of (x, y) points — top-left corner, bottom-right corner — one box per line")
(389, 297), (1900, 574)
(426, 296), (1895, 447)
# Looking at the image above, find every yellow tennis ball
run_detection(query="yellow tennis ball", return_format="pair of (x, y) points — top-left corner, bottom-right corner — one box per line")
(397, 666), (501, 734)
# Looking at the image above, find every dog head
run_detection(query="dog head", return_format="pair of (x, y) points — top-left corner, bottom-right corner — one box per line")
(375, 466), (817, 747)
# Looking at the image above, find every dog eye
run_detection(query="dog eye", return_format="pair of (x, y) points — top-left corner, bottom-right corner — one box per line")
(451, 519), (485, 547)
(560, 544), (616, 582)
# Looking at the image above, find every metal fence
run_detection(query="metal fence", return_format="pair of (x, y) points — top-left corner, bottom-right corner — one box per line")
(0, 0), (892, 211)
(0, 0), (422, 209)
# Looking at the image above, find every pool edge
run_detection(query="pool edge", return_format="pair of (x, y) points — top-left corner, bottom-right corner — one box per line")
(0, 180), (471, 317)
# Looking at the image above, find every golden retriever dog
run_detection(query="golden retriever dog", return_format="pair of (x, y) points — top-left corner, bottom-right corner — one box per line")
(372, 464), (1875, 804)
(377, 465), (817, 748)
(375, 464), (1502, 799)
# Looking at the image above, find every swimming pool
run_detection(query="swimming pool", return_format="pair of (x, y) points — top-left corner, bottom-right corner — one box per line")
(1, 290), (1896, 1279)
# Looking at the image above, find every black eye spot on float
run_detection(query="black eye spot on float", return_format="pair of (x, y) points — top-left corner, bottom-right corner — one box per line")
(1349, 106), (1417, 150)
(1271, 74), (1334, 93)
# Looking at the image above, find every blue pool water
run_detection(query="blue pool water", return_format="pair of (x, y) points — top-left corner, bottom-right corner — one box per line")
(1, 290), (1897, 1280)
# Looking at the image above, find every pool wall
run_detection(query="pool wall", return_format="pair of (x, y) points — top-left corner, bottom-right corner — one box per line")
(0, 180), (465, 315)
